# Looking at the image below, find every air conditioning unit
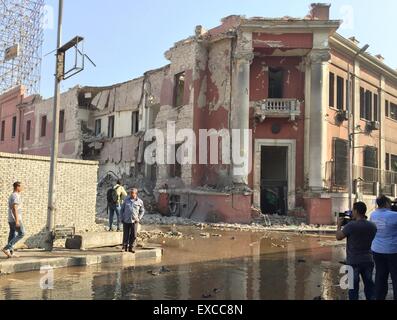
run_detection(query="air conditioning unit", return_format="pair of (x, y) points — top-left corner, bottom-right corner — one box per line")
(366, 121), (380, 132)
(335, 110), (348, 124)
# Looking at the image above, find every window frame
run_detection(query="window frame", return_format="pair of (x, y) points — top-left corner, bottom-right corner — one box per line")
(26, 120), (31, 141)
(11, 116), (17, 139)
(40, 115), (47, 137)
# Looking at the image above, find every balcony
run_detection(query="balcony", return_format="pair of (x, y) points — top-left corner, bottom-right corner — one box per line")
(325, 161), (397, 197)
(255, 99), (301, 122)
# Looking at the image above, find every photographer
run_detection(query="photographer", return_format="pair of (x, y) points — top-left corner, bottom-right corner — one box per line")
(336, 202), (377, 300)
(370, 195), (397, 300)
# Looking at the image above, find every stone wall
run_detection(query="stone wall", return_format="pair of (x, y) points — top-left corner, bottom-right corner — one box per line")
(0, 152), (99, 248)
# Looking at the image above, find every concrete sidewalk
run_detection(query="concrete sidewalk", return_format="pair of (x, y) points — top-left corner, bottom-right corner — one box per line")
(0, 247), (162, 275)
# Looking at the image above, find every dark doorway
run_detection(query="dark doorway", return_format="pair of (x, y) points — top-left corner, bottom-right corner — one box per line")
(261, 146), (288, 215)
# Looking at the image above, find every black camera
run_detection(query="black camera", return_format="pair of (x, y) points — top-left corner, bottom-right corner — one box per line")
(338, 210), (353, 226)
(392, 201), (397, 213)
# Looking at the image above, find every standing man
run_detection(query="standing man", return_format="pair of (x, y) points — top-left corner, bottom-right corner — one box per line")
(370, 195), (397, 300)
(107, 180), (127, 232)
(2, 182), (25, 259)
(120, 188), (145, 253)
(336, 202), (377, 300)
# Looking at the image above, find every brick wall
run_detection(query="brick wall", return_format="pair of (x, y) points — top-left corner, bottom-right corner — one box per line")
(0, 152), (99, 248)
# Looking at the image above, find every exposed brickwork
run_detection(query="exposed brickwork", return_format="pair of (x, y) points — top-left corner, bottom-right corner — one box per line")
(0, 152), (98, 248)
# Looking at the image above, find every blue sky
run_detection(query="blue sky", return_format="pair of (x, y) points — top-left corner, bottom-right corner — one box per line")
(40, 0), (397, 98)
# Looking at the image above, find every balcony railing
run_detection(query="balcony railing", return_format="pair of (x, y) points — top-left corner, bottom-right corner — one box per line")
(255, 99), (301, 122)
(325, 161), (397, 196)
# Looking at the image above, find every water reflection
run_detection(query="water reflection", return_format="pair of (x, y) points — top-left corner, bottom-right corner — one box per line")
(0, 227), (349, 300)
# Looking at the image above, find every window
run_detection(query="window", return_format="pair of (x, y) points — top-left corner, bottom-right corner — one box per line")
(364, 147), (378, 169)
(346, 79), (351, 110)
(333, 138), (348, 187)
(95, 119), (102, 136)
(362, 90), (373, 121)
(391, 154), (397, 172)
(0, 120), (5, 141)
(131, 111), (139, 135)
(11, 116), (17, 138)
(108, 116), (115, 138)
(386, 153), (390, 171)
(174, 72), (185, 107)
(41, 116), (47, 137)
(169, 143), (182, 178)
(336, 76), (344, 110)
(391, 102), (397, 121)
(374, 94), (379, 122)
(59, 110), (65, 133)
(26, 120), (31, 141)
(360, 87), (365, 119)
(268, 68), (283, 99)
(329, 72), (335, 107)
(386, 100), (390, 118)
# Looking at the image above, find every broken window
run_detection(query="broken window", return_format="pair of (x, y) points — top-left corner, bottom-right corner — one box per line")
(373, 94), (379, 122)
(131, 111), (139, 135)
(268, 68), (283, 99)
(11, 116), (17, 138)
(26, 120), (31, 141)
(333, 138), (348, 187)
(391, 154), (397, 172)
(329, 72), (335, 108)
(41, 115), (47, 137)
(59, 110), (65, 134)
(0, 120), (5, 141)
(360, 87), (365, 119)
(336, 76), (344, 110)
(391, 102), (397, 121)
(174, 72), (185, 107)
(364, 146), (378, 169)
(108, 116), (115, 138)
(364, 90), (373, 121)
(95, 119), (102, 136)
(169, 143), (182, 178)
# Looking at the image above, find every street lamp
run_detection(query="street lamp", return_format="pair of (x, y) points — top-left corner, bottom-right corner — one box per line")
(347, 44), (369, 211)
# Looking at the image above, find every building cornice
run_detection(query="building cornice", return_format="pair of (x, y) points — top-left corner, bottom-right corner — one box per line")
(330, 33), (397, 83)
(239, 18), (341, 34)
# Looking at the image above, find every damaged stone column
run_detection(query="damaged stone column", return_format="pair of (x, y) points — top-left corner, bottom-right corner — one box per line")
(307, 48), (330, 192)
(231, 31), (254, 186)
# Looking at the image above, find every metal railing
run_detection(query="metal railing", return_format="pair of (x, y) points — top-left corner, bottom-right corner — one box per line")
(255, 99), (301, 121)
(325, 161), (397, 196)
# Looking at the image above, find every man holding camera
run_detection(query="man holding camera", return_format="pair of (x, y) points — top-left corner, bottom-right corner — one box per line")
(336, 202), (377, 300)
(370, 195), (397, 300)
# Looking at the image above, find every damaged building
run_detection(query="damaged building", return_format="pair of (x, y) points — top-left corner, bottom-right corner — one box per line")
(1, 3), (397, 225)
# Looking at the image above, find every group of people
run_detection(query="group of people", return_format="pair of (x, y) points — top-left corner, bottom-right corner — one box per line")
(2, 180), (396, 301)
(106, 180), (145, 253)
(336, 195), (397, 300)
(1, 179), (145, 258)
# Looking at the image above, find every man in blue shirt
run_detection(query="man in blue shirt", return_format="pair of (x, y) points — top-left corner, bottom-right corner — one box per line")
(120, 188), (145, 253)
(370, 195), (397, 300)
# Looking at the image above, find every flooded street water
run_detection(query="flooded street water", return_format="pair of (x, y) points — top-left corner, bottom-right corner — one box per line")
(0, 226), (350, 300)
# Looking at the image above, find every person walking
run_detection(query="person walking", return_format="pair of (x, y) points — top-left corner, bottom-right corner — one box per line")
(120, 188), (145, 253)
(107, 180), (127, 232)
(336, 202), (377, 300)
(370, 195), (397, 300)
(2, 182), (25, 259)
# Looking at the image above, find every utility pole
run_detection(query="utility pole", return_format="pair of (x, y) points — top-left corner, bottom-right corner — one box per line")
(347, 44), (369, 211)
(46, 0), (63, 248)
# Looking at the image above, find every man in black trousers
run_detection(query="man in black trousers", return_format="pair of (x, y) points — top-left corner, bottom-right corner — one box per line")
(120, 188), (145, 253)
